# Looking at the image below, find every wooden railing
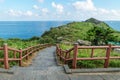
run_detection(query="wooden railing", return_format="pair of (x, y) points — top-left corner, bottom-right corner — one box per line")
(0, 43), (51, 69)
(56, 44), (120, 69)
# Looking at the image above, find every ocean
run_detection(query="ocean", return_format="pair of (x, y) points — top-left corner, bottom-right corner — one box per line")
(0, 21), (70, 39)
(0, 21), (119, 39)
(105, 21), (120, 31)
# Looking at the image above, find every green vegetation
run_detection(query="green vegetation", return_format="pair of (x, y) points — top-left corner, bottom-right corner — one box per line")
(85, 18), (103, 24)
(0, 37), (40, 49)
(41, 18), (120, 45)
(0, 18), (118, 48)
(0, 37), (40, 67)
(87, 26), (117, 45)
(59, 44), (120, 68)
(0, 18), (120, 68)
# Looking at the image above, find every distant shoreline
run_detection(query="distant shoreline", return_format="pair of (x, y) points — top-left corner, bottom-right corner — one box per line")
(0, 21), (119, 39)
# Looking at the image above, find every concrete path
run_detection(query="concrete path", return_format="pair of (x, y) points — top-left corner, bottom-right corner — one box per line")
(0, 46), (120, 80)
(69, 72), (120, 80)
(0, 46), (70, 80)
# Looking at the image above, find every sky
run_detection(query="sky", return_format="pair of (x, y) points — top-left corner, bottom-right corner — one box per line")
(0, 0), (120, 21)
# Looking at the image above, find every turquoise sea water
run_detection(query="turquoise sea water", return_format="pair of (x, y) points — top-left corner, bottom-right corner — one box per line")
(0, 21), (119, 39)
(105, 21), (120, 31)
(0, 21), (70, 39)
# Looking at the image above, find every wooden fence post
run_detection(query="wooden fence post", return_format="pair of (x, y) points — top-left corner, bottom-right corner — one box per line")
(60, 49), (62, 60)
(4, 43), (9, 69)
(104, 45), (111, 68)
(26, 50), (29, 60)
(56, 44), (58, 55)
(72, 43), (78, 69)
(19, 49), (22, 66)
(64, 50), (68, 64)
(14, 51), (16, 58)
(91, 48), (94, 58)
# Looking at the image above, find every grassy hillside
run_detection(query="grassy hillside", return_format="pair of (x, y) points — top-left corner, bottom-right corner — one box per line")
(41, 18), (120, 44)
(0, 37), (40, 49)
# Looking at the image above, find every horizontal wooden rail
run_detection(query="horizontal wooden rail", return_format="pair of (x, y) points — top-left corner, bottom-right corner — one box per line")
(8, 47), (21, 52)
(110, 57), (120, 59)
(56, 44), (120, 69)
(77, 57), (107, 60)
(0, 59), (4, 61)
(8, 58), (20, 61)
(112, 46), (120, 48)
(66, 48), (74, 53)
(0, 47), (3, 50)
(78, 46), (109, 49)
(65, 58), (73, 61)
(22, 50), (33, 59)
(0, 43), (51, 69)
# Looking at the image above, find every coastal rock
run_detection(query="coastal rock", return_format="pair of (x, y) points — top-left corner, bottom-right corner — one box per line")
(114, 48), (120, 53)
(76, 39), (91, 46)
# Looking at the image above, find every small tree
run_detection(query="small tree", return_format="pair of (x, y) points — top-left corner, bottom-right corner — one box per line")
(87, 26), (116, 45)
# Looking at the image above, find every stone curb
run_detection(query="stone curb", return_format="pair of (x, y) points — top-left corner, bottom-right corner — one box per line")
(63, 65), (120, 74)
(54, 49), (120, 74)
(63, 65), (72, 74)
(0, 68), (14, 74)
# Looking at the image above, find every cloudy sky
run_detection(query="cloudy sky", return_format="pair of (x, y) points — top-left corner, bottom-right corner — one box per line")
(0, 0), (120, 21)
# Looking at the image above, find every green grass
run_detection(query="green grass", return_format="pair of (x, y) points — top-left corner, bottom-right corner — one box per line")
(0, 38), (40, 67)
(41, 19), (120, 44)
(59, 43), (73, 50)
(59, 44), (120, 68)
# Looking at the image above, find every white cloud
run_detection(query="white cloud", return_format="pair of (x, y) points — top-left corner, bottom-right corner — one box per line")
(25, 11), (33, 16)
(67, 12), (71, 16)
(8, 9), (22, 16)
(38, 0), (44, 3)
(8, 9), (33, 17)
(72, 0), (96, 11)
(92, 8), (120, 20)
(33, 5), (39, 10)
(71, 0), (120, 20)
(5, 0), (120, 21)
(111, 10), (120, 16)
(52, 2), (64, 13)
(41, 8), (49, 14)
(98, 8), (110, 14)
(33, 5), (49, 15)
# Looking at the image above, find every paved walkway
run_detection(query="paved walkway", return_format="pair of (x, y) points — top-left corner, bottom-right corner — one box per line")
(0, 46), (120, 80)
(69, 72), (120, 80)
(0, 46), (69, 80)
